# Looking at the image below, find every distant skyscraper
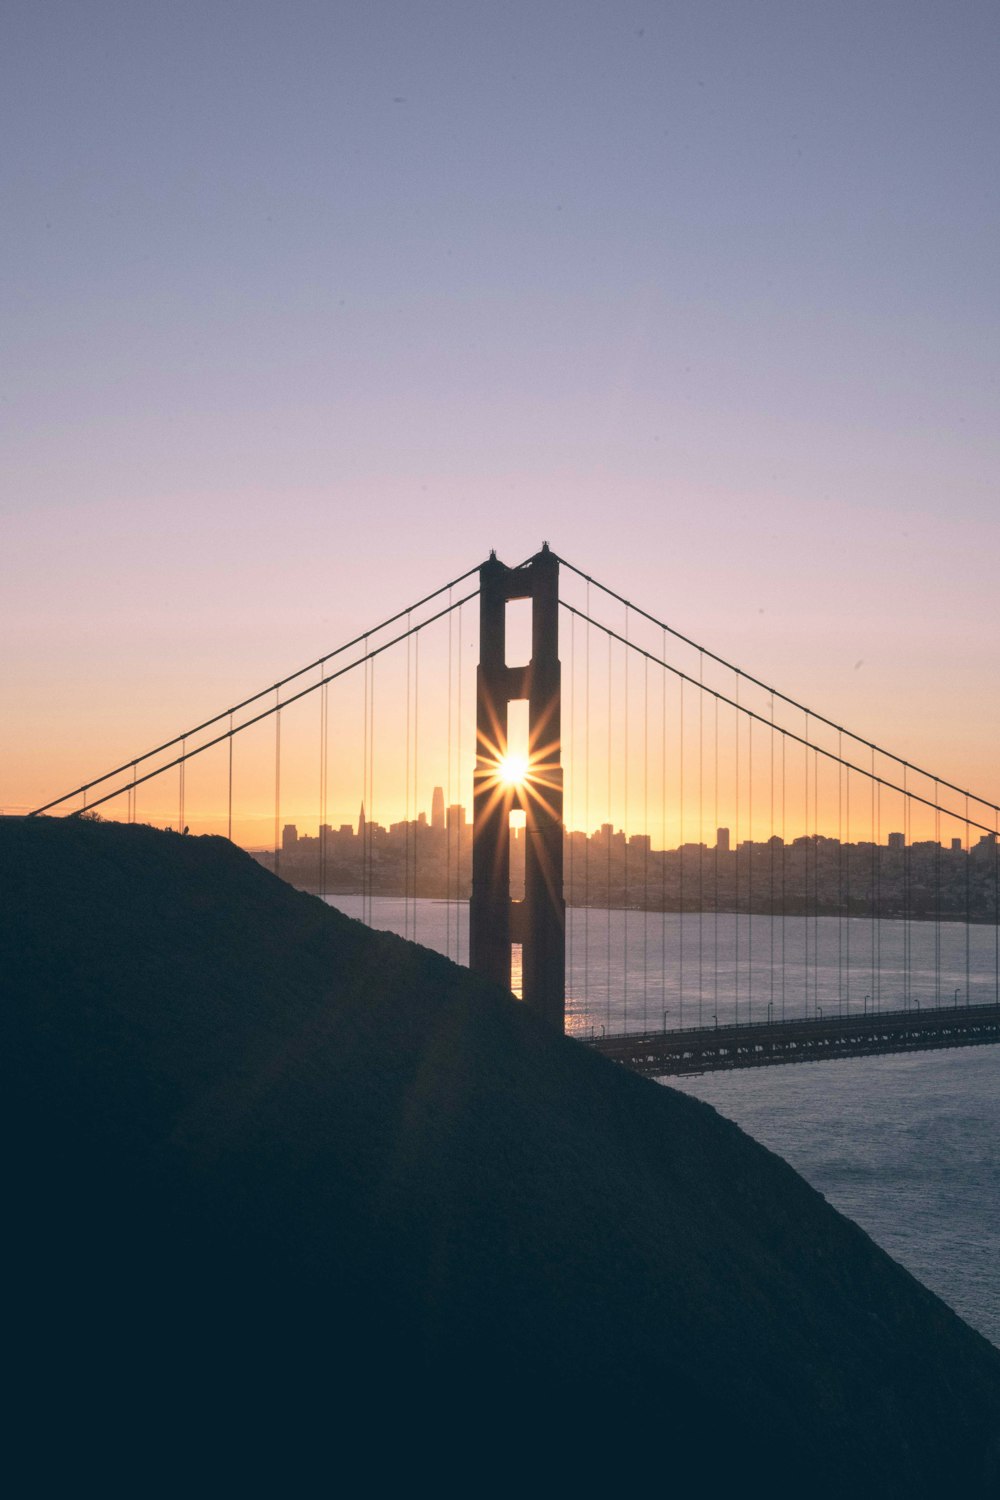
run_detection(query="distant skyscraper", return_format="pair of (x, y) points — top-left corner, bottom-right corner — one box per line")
(358, 802), (366, 839)
(717, 827), (730, 854)
(431, 786), (445, 830)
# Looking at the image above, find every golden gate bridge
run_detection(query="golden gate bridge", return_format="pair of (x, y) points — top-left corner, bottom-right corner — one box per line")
(29, 545), (1000, 1074)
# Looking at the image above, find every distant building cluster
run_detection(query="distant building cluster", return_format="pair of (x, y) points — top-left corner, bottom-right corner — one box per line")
(258, 793), (999, 921)
(268, 788), (480, 900)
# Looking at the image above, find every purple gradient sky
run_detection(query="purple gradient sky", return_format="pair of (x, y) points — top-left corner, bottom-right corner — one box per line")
(3, 2), (998, 815)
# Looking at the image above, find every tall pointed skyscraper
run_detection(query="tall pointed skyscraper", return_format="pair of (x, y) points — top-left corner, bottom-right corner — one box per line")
(431, 786), (445, 831)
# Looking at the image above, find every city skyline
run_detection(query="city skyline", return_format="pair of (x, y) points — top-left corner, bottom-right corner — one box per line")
(275, 784), (998, 858)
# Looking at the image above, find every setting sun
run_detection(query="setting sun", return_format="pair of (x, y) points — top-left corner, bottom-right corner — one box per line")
(498, 753), (529, 787)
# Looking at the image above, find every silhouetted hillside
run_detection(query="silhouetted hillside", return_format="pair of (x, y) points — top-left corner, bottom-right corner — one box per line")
(3, 816), (998, 1493)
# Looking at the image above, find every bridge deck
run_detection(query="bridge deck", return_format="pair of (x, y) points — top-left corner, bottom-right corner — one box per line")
(586, 1001), (1000, 1077)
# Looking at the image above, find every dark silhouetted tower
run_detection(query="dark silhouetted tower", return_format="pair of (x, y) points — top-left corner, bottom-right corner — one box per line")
(470, 544), (564, 1030)
(431, 786), (445, 831)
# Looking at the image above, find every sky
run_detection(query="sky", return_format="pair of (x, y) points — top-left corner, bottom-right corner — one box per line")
(3, 1), (998, 833)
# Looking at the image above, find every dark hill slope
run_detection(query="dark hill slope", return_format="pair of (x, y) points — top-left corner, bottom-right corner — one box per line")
(3, 816), (998, 1493)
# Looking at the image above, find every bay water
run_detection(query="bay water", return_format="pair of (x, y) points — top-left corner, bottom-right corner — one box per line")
(327, 895), (999, 1346)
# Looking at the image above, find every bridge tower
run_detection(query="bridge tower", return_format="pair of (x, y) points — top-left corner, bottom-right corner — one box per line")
(470, 544), (565, 1029)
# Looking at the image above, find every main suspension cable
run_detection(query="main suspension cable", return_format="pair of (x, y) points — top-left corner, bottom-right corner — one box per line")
(60, 590), (478, 818)
(558, 601), (1000, 839)
(555, 553), (1000, 817)
(30, 564), (484, 816)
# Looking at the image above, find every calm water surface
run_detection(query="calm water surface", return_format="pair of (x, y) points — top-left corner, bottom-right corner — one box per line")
(328, 896), (999, 1346)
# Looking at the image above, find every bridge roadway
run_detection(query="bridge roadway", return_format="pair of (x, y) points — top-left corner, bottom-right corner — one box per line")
(586, 1000), (1000, 1077)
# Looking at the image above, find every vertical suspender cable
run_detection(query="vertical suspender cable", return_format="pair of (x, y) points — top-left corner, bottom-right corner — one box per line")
(319, 679), (328, 899)
(228, 715), (234, 844)
(623, 607), (629, 1029)
(876, 774), (882, 1013)
(698, 654), (704, 1031)
(816, 746), (821, 1016)
(733, 679), (739, 1025)
(369, 657), (376, 928)
(643, 652), (649, 1032)
(714, 694), (719, 1030)
(457, 601), (463, 963)
(845, 758), (851, 1012)
(274, 701), (281, 879)
(413, 630), (419, 941)
(404, 625), (411, 938)
(607, 633), (612, 1032)
(363, 657), (370, 924)
(966, 793), (971, 1004)
(748, 714), (753, 1023)
(838, 733), (843, 1016)
(679, 676), (685, 1027)
(406, 618), (412, 939)
(903, 768), (909, 1009)
(568, 607), (575, 1010)
(782, 732), (787, 1021)
(935, 784), (941, 1004)
(803, 716), (809, 1017)
(661, 629), (667, 1030)
(871, 746), (876, 1013)
(770, 696), (776, 1023)
(585, 587), (591, 1017)
(447, 595), (453, 961)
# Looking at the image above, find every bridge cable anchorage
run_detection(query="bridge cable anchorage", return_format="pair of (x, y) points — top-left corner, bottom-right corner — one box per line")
(552, 552), (1000, 821)
(29, 564), (486, 818)
(49, 589), (478, 818)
